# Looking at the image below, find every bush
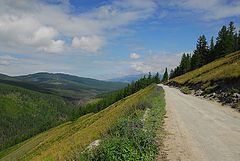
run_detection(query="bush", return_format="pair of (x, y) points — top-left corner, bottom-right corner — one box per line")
(180, 86), (192, 94)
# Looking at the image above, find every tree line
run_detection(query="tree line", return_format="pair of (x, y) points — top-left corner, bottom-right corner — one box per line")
(170, 21), (240, 79)
(72, 72), (161, 119)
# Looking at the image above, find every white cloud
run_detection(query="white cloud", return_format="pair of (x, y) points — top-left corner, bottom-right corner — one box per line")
(130, 53), (141, 59)
(39, 40), (65, 54)
(72, 36), (104, 53)
(0, 14), (61, 53)
(0, 56), (72, 76)
(0, 55), (18, 65)
(0, 0), (157, 54)
(130, 52), (182, 73)
(130, 62), (151, 73)
(164, 0), (240, 20)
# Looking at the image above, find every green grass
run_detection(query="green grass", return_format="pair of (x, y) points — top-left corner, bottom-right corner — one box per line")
(180, 86), (192, 95)
(0, 85), (161, 161)
(170, 51), (240, 86)
(79, 85), (166, 161)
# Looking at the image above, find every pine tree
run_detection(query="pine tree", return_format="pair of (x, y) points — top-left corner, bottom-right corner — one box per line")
(169, 21), (239, 79)
(179, 53), (191, 74)
(226, 21), (236, 53)
(191, 35), (209, 69)
(186, 54), (191, 71)
(234, 32), (238, 51)
(169, 69), (174, 79)
(162, 68), (169, 82)
(215, 25), (228, 57)
(209, 36), (215, 62)
(154, 72), (160, 83)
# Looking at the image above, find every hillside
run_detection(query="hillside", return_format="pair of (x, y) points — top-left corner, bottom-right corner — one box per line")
(0, 73), (126, 151)
(168, 51), (240, 108)
(0, 84), (166, 161)
(0, 73), (127, 102)
(0, 83), (74, 151)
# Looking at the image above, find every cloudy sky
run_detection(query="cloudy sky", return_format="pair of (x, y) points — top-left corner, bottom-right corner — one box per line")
(0, 0), (239, 79)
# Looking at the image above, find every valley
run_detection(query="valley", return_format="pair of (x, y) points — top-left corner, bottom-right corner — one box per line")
(0, 2), (240, 160)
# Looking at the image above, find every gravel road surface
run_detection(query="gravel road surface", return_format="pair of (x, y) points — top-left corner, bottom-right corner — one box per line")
(160, 85), (240, 161)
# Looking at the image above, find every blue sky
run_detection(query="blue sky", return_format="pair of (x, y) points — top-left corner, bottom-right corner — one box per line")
(0, 0), (239, 79)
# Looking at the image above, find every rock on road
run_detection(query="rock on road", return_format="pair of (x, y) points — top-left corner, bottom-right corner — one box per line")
(159, 85), (240, 161)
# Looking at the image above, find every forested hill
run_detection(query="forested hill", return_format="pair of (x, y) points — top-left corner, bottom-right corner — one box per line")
(0, 72), (126, 151)
(0, 72), (127, 101)
(170, 21), (240, 79)
(0, 82), (74, 151)
(0, 72), (161, 157)
(168, 51), (240, 108)
(166, 21), (240, 109)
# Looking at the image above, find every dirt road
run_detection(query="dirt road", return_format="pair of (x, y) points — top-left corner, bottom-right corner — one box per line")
(160, 85), (240, 161)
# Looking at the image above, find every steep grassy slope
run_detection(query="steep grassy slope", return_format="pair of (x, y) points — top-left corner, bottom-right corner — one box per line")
(80, 85), (166, 160)
(0, 73), (127, 102)
(0, 83), (74, 151)
(170, 51), (240, 86)
(169, 51), (240, 107)
(0, 85), (162, 161)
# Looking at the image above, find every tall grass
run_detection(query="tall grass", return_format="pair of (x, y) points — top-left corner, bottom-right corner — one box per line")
(79, 86), (166, 161)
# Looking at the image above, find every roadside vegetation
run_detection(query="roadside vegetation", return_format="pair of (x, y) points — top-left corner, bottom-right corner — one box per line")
(72, 72), (161, 119)
(170, 51), (240, 86)
(164, 21), (240, 109)
(0, 84), (165, 161)
(0, 72), (160, 152)
(180, 86), (192, 95)
(169, 51), (240, 109)
(79, 85), (166, 161)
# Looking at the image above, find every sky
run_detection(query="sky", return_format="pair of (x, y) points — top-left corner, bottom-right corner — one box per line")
(0, 0), (239, 80)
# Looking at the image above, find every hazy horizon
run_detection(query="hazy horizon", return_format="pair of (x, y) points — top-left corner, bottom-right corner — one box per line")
(0, 0), (239, 79)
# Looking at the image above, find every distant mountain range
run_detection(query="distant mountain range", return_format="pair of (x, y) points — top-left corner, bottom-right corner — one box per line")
(0, 72), (127, 101)
(108, 74), (145, 83)
(108, 73), (163, 83)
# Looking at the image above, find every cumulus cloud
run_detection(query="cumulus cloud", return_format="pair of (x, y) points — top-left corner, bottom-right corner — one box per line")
(72, 36), (104, 53)
(0, 0), (157, 54)
(130, 52), (182, 73)
(0, 55), (18, 65)
(130, 62), (151, 73)
(39, 40), (65, 54)
(130, 53), (140, 59)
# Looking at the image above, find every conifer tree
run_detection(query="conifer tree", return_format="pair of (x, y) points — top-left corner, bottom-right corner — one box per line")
(168, 21), (239, 80)
(179, 53), (191, 74)
(154, 72), (160, 83)
(169, 69), (174, 79)
(215, 25), (228, 57)
(162, 68), (169, 82)
(234, 32), (238, 51)
(191, 35), (209, 69)
(226, 21), (236, 53)
(209, 36), (215, 62)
